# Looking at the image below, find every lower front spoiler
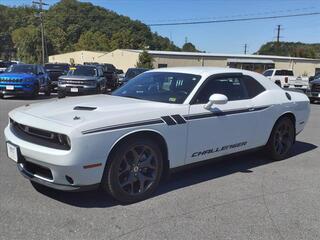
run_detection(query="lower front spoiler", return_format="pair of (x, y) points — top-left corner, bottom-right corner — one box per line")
(17, 163), (100, 192)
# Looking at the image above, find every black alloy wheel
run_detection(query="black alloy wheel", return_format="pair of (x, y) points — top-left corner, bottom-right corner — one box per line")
(267, 117), (295, 160)
(118, 145), (158, 195)
(102, 137), (163, 203)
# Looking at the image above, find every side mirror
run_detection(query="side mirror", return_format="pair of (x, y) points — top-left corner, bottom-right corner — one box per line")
(204, 94), (228, 110)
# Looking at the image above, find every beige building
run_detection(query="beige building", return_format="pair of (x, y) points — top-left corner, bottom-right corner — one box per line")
(49, 49), (320, 76)
(48, 50), (108, 65)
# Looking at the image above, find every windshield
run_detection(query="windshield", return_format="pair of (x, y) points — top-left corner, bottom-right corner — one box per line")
(68, 66), (97, 76)
(125, 69), (148, 80)
(45, 64), (69, 71)
(275, 70), (294, 76)
(5, 64), (36, 74)
(112, 72), (201, 104)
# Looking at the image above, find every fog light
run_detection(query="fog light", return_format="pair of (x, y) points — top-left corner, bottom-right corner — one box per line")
(65, 175), (74, 184)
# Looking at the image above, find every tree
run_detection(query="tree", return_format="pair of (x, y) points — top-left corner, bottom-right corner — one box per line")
(11, 26), (42, 63)
(136, 50), (154, 69)
(75, 31), (110, 51)
(182, 42), (199, 52)
(1, 0), (183, 58)
(257, 41), (320, 58)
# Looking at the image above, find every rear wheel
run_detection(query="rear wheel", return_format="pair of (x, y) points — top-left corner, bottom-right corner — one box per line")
(266, 117), (295, 160)
(102, 137), (163, 203)
(58, 90), (66, 98)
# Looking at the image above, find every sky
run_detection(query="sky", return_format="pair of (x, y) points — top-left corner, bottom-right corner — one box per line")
(2, 0), (320, 54)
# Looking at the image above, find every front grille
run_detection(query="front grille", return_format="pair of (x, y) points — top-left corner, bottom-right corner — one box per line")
(0, 78), (24, 83)
(10, 119), (70, 150)
(23, 161), (53, 180)
(311, 84), (320, 93)
(59, 80), (95, 85)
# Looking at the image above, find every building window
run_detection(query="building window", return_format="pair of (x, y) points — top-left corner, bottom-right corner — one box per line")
(158, 64), (168, 68)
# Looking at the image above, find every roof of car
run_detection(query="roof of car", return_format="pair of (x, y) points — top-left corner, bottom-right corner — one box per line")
(149, 67), (247, 75)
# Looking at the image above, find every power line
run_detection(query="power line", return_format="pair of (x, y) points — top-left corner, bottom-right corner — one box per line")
(146, 7), (315, 23)
(148, 12), (320, 27)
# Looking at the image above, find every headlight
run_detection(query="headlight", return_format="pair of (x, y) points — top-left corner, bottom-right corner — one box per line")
(57, 134), (71, 148)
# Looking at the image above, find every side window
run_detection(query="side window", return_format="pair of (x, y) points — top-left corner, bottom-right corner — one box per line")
(263, 70), (273, 77)
(242, 75), (265, 98)
(193, 76), (249, 104)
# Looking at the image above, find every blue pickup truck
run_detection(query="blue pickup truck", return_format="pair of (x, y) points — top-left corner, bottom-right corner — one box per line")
(0, 64), (51, 98)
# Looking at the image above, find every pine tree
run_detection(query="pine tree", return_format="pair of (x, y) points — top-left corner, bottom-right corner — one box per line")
(136, 50), (154, 69)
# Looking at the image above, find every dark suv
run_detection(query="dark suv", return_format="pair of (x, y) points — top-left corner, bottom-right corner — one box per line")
(122, 68), (148, 85)
(99, 64), (119, 90)
(44, 63), (70, 91)
(307, 77), (320, 103)
(58, 65), (106, 98)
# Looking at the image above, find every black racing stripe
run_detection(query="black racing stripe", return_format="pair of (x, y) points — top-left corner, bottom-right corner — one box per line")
(171, 114), (187, 124)
(161, 116), (176, 125)
(82, 119), (164, 134)
(184, 105), (270, 121)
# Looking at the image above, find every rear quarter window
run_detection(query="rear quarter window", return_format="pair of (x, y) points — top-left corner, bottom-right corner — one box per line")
(242, 75), (266, 98)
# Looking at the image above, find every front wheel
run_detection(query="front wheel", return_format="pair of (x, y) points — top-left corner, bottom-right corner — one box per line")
(266, 117), (295, 160)
(30, 84), (39, 99)
(102, 137), (163, 203)
(45, 86), (51, 96)
(58, 90), (66, 98)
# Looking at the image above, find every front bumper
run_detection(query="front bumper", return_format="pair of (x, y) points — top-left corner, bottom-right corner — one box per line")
(18, 163), (99, 192)
(4, 124), (106, 191)
(306, 91), (320, 100)
(0, 83), (35, 95)
(58, 85), (97, 95)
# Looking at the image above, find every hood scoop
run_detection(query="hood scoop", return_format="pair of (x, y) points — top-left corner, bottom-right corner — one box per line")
(73, 106), (97, 111)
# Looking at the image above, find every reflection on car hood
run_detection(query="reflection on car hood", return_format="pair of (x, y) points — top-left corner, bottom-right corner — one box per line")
(59, 75), (97, 81)
(0, 73), (35, 79)
(11, 94), (179, 131)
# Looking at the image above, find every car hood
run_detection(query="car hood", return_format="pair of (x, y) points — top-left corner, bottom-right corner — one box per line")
(10, 94), (182, 131)
(0, 73), (35, 79)
(311, 79), (320, 84)
(59, 75), (97, 81)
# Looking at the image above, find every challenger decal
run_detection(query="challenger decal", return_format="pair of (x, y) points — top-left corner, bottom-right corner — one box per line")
(192, 141), (247, 157)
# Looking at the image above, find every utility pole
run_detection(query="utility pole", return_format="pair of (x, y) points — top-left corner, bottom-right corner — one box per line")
(32, 0), (48, 65)
(276, 24), (281, 43)
(244, 44), (248, 54)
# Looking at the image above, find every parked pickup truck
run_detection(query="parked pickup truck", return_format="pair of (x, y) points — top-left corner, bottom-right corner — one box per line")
(262, 69), (309, 91)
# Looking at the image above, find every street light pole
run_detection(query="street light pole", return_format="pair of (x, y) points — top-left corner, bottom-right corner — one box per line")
(32, 0), (48, 65)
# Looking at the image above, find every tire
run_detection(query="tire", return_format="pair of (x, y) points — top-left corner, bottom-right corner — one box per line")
(58, 90), (66, 99)
(30, 84), (39, 99)
(102, 136), (163, 203)
(266, 116), (295, 160)
(45, 86), (51, 96)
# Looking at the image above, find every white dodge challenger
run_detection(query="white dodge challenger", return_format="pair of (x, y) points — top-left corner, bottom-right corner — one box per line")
(5, 67), (310, 203)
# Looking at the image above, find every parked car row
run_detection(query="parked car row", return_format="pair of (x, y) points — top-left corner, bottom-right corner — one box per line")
(0, 62), (149, 99)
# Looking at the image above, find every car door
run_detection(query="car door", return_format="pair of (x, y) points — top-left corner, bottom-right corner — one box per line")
(37, 65), (46, 87)
(185, 73), (262, 164)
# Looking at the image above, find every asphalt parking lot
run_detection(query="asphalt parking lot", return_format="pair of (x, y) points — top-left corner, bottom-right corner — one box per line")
(0, 96), (320, 240)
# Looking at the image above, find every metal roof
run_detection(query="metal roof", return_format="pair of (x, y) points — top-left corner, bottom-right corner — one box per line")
(124, 49), (320, 61)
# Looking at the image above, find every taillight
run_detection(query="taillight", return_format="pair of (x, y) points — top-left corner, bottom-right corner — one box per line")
(285, 77), (288, 83)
